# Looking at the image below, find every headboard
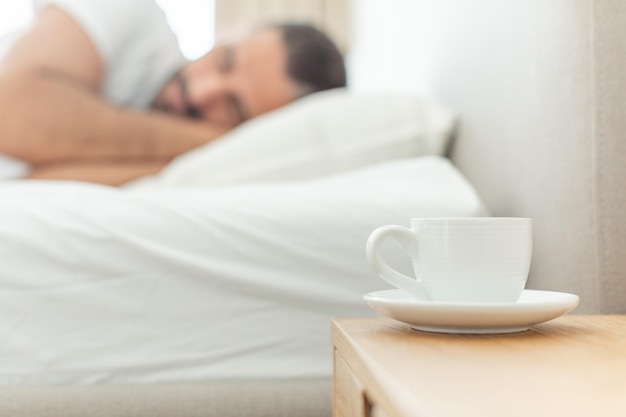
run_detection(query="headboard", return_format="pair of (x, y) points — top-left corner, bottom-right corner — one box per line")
(349, 0), (626, 313)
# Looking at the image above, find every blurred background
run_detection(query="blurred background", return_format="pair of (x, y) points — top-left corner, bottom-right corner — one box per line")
(0, 0), (433, 95)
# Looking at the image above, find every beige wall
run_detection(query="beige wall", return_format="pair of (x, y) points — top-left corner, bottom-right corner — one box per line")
(349, 0), (626, 313)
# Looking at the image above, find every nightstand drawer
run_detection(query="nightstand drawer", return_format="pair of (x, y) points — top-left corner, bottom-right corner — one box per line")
(333, 349), (367, 417)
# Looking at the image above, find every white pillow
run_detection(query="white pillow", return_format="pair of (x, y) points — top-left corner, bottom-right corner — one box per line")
(128, 88), (455, 188)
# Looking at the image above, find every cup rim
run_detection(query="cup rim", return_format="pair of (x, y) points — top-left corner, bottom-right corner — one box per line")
(410, 217), (531, 220)
(410, 217), (532, 226)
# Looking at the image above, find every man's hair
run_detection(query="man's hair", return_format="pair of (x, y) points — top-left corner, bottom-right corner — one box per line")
(272, 23), (347, 97)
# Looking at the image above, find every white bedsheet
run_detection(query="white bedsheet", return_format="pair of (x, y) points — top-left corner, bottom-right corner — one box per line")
(0, 156), (486, 384)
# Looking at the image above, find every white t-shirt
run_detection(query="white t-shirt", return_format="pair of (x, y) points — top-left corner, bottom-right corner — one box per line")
(0, 0), (187, 179)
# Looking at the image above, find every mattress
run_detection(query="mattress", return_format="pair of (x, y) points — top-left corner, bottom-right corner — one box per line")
(0, 156), (485, 384)
(0, 379), (332, 417)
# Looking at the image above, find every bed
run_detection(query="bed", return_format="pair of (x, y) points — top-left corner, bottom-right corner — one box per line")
(2, 0), (625, 416)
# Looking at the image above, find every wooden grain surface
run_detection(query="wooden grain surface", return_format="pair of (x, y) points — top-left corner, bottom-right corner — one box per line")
(332, 316), (626, 417)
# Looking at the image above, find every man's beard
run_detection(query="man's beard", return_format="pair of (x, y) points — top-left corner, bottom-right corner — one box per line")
(174, 72), (201, 119)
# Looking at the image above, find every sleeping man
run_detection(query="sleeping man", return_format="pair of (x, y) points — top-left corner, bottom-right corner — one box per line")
(0, 0), (346, 185)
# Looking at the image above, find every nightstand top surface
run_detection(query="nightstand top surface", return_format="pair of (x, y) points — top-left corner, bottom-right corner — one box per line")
(332, 315), (626, 417)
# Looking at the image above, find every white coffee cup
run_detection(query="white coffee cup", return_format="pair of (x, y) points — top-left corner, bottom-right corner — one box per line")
(366, 218), (532, 303)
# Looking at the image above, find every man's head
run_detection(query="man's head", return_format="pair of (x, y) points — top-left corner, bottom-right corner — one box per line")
(153, 23), (346, 128)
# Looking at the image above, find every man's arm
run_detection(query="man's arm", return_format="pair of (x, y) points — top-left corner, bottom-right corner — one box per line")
(0, 6), (227, 165)
(28, 161), (168, 186)
(0, 68), (226, 165)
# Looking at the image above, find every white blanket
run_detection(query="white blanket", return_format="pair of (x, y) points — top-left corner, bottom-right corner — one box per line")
(0, 156), (486, 384)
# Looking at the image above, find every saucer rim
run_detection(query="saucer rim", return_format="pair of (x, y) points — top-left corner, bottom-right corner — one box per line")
(363, 288), (580, 310)
(363, 288), (580, 334)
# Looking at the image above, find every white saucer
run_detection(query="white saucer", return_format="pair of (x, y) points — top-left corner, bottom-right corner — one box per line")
(363, 289), (579, 334)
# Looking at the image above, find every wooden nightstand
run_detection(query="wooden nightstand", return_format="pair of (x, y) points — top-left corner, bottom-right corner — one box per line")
(332, 316), (626, 417)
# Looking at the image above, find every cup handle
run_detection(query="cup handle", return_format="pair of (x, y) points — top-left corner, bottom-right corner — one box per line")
(366, 225), (429, 300)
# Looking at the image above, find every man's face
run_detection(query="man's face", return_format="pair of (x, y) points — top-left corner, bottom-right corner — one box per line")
(153, 28), (296, 128)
